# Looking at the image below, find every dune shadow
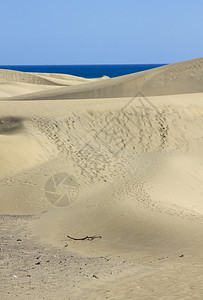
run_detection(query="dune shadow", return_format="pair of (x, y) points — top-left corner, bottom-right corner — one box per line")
(0, 116), (25, 135)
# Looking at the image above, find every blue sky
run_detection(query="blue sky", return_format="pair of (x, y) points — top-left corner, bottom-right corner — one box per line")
(0, 0), (202, 64)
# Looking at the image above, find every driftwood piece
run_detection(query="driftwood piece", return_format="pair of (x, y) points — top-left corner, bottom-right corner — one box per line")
(67, 235), (102, 241)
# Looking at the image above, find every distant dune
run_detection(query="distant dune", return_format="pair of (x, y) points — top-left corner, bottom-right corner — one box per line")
(0, 58), (203, 299)
(0, 68), (58, 85)
(5, 57), (203, 100)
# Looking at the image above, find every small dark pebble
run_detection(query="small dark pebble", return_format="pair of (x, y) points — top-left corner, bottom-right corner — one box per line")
(179, 254), (184, 258)
(35, 262), (41, 265)
(17, 239), (22, 242)
(93, 275), (99, 279)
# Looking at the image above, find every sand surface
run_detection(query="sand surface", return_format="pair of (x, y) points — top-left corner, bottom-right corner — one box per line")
(0, 58), (203, 299)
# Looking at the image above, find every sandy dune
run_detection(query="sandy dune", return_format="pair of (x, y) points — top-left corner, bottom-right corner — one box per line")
(7, 57), (203, 101)
(0, 58), (203, 299)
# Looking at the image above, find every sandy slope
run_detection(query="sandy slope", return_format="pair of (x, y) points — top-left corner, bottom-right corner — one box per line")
(0, 58), (203, 299)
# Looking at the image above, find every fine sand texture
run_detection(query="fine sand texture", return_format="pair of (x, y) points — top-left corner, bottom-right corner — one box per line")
(0, 58), (203, 299)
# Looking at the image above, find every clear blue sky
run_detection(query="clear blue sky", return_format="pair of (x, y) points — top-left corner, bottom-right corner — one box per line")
(0, 0), (202, 65)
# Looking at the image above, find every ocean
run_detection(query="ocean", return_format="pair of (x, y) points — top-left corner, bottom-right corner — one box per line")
(0, 64), (165, 78)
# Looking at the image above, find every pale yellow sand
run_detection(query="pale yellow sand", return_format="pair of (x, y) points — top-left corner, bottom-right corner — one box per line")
(0, 58), (203, 299)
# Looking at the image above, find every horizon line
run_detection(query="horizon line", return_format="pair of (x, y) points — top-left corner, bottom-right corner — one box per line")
(0, 63), (168, 66)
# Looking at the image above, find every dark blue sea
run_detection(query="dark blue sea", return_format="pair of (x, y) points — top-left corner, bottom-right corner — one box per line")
(0, 64), (165, 78)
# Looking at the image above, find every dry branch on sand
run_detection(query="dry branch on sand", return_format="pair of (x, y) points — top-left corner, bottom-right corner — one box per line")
(67, 235), (102, 241)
